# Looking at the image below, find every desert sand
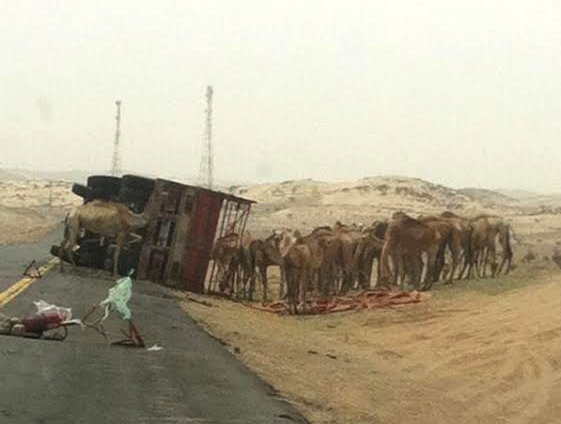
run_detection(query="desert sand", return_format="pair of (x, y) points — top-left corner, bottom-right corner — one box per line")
(3, 174), (561, 423)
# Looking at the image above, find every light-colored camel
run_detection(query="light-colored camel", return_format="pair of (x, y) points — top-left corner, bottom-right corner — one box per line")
(378, 212), (442, 290)
(476, 215), (517, 277)
(298, 227), (339, 298)
(275, 229), (314, 314)
(59, 196), (161, 276)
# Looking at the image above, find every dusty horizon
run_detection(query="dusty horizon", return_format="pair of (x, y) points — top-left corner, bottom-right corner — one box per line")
(2, 1), (561, 193)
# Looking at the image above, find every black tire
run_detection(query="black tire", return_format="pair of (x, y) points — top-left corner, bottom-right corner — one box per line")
(87, 175), (121, 197)
(105, 244), (140, 277)
(117, 186), (151, 213)
(72, 183), (93, 200)
(72, 183), (116, 202)
(121, 174), (155, 193)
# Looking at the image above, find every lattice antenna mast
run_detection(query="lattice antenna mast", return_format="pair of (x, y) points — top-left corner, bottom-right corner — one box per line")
(199, 86), (214, 189)
(111, 100), (122, 176)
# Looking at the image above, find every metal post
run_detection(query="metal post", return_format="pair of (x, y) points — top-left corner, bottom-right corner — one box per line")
(111, 100), (122, 177)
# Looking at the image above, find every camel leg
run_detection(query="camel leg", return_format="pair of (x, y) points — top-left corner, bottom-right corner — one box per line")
(445, 246), (460, 285)
(59, 240), (66, 272)
(259, 266), (268, 303)
(113, 233), (126, 276)
(363, 254), (374, 289)
(421, 248), (439, 291)
(298, 266), (308, 314)
(481, 247), (490, 278)
(378, 245), (393, 289)
(409, 254), (423, 290)
(488, 245), (497, 278)
(458, 249), (471, 279)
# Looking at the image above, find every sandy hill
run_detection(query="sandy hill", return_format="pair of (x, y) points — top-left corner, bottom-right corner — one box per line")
(0, 169), (27, 181)
(228, 176), (525, 237)
(231, 176), (519, 213)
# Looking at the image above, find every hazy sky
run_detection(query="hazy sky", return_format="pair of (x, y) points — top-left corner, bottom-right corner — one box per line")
(1, 1), (560, 191)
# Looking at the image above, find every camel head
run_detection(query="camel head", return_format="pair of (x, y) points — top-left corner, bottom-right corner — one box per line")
(392, 211), (409, 220)
(128, 191), (169, 228)
(273, 228), (301, 258)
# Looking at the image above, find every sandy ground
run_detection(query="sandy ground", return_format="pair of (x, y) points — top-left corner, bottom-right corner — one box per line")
(4, 176), (561, 423)
(0, 180), (80, 245)
(182, 264), (561, 424)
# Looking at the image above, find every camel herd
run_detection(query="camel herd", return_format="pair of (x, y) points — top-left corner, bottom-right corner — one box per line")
(211, 211), (517, 313)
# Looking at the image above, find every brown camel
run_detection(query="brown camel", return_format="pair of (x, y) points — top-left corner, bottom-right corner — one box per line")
(440, 211), (474, 279)
(332, 222), (363, 294)
(467, 215), (497, 278)
(275, 229), (314, 314)
(418, 216), (463, 286)
(478, 215), (517, 277)
(352, 221), (387, 289)
(378, 213), (441, 290)
(298, 227), (339, 297)
(59, 195), (161, 276)
(245, 233), (285, 303)
(211, 232), (240, 296)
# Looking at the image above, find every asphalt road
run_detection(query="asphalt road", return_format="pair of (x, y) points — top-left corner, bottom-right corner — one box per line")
(0, 235), (308, 424)
(0, 227), (61, 291)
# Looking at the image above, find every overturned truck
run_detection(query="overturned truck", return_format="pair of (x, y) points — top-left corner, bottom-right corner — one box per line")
(52, 175), (254, 293)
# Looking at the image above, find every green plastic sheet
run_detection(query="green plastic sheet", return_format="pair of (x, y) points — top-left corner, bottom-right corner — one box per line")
(100, 270), (134, 320)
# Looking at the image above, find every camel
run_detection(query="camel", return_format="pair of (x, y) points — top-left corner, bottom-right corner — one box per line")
(478, 215), (517, 277)
(274, 229), (314, 314)
(332, 222), (364, 294)
(418, 216), (463, 286)
(378, 212), (442, 291)
(352, 221), (387, 289)
(440, 211), (474, 279)
(211, 232), (246, 297)
(59, 195), (162, 276)
(467, 215), (498, 278)
(244, 233), (286, 303)
(298, 227), (339, 297)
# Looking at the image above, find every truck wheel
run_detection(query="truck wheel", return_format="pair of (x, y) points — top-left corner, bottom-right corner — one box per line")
(121, 175), (155, 193)
(117, 186), (152, 213)
(72, 183), (93, 200)
(87, 175), (121, 197)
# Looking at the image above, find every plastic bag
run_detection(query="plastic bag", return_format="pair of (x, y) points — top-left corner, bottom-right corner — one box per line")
(33, 300), (72, 322)
(99, 270), (134, 320)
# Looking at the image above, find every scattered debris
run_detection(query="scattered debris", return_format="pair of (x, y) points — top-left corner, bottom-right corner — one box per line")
(22, 260), (42, 279)
(250, 289), (425, 315)
(187, 297), (216, 308)
(82, 270), (145, 348)
(147, 344), (163, 352)
(0, 301), (82, 341)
